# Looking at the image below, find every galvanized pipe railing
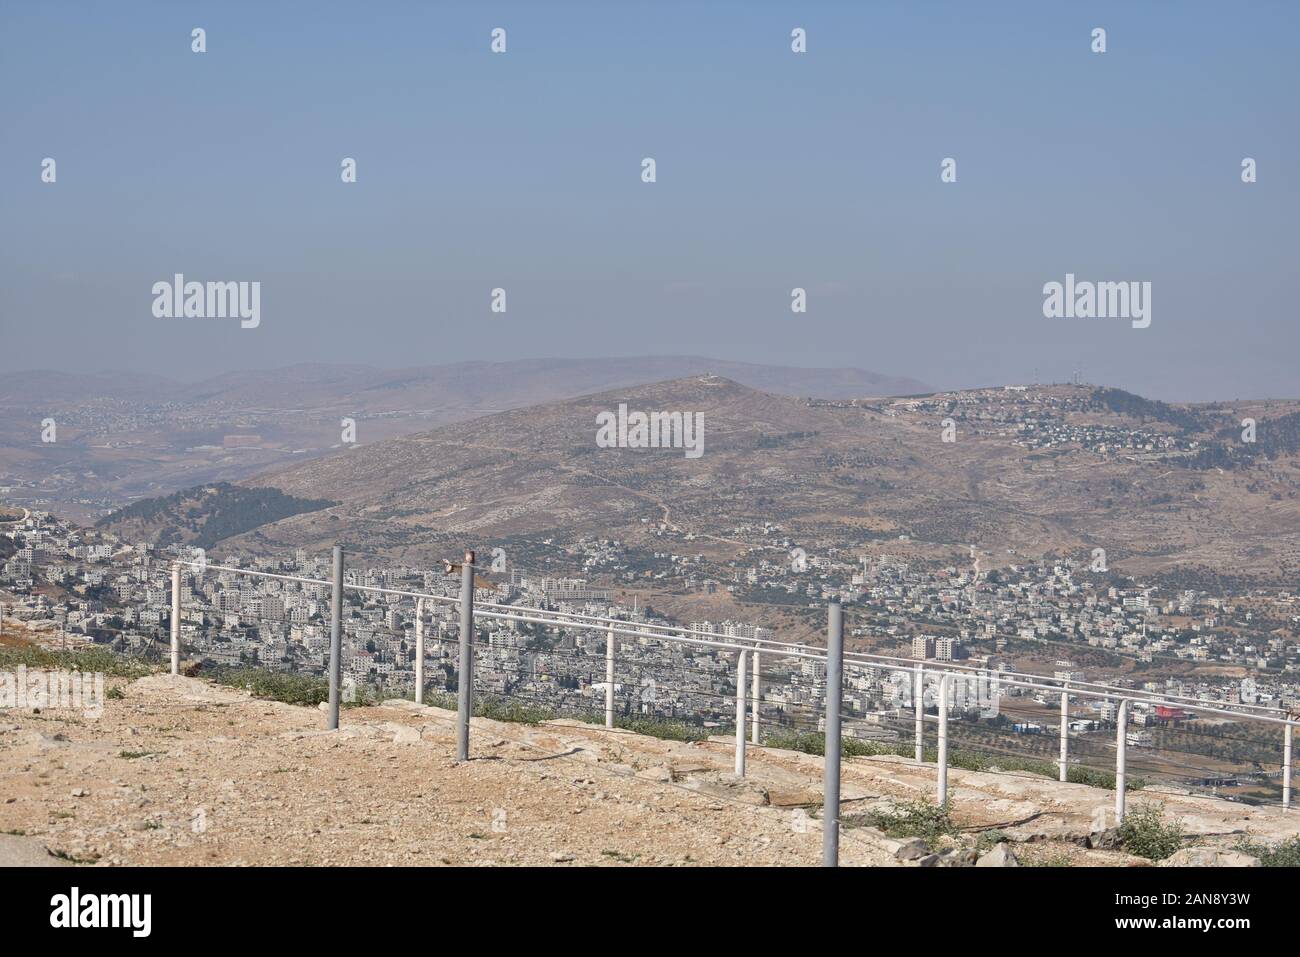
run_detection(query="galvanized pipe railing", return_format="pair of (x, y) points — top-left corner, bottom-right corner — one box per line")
(175, 558), (1289, 724)
(170, 554), (1297, 820)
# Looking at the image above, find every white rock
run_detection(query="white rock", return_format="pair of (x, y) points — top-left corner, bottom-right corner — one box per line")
(1161, 848), (1260, 867)
(976, 843), (1020, 867)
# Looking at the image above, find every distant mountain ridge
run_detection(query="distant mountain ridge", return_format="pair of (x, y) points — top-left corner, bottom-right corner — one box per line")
(1, 358), (931, 408)
(0, 358), (930, 520)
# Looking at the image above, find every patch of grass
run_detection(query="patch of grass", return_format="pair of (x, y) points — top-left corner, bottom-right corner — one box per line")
(203, 665), (374, 708)
(476, 696), (558, 725)
(118, 750), (156, 760)
(420, 689), (556, 726)
(951, 751), (1053, 776)
(106, 686), (126, 700)
(1067, 765), (1147, 791)
(763, 730), (899, 758)
(1236, 836), (1300, 867)
(601, 849), (637, 863)
(604, 716), (713, 743)
(1118, 804), (1185, 861)
(0, 645), (155, 679)
(859, 800), (956, 842)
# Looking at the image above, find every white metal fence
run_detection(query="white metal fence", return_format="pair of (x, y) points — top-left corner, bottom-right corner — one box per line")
(161, 551), (1296, 833)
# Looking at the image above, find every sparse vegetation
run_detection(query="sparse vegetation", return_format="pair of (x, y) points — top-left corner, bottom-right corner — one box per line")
(1236, 836), (1300, 867)
(1090, 387), (1207, 433)
(1118, 804), (1185, 861)
(764, 730), (899, 758)
(1063, 765), (1147, 791)
(97, 482), (336, 549)
(203, 664), (373, 708)
(420, 689), (555, 726)
(975, 829), (1010, 854)
(604, 716), (713, 742)
(763, 730), (1145, 790)
(859, 800), (955, 842)
(0, 644), (154, 679)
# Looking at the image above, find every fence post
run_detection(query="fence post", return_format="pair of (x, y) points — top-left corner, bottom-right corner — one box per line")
(327, 545), (343, 731)
(750, 645), (761, 745)
(1059, 684), (1069, 783)
(823, 602), (843, 868)
(605, 623), (615, 730)
(914, 663), (925, 762)
(170, 564), (181, 676)
(456, 550), (475, 761)
(414, 597), (425, 705)
(734, 649), (747, 776)
(1284, 720), (1293, 813)
(937, 672), (950, 808)
(1115, 698), (1128, 823)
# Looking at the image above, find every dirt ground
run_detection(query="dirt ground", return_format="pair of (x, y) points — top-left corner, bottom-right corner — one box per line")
(1, 673), (1295, 867)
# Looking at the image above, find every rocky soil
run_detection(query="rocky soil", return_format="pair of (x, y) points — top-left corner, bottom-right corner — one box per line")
(1, 673), (1295, 867)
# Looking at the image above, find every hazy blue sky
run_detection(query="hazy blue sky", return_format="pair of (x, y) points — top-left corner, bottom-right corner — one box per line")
(2, 1), (1297, 400)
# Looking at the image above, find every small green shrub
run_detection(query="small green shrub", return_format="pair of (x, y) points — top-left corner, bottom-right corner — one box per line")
(1118, 805), (1185, 861)
(862, 800), (956, 842)
(1236, 836), (1300, 867)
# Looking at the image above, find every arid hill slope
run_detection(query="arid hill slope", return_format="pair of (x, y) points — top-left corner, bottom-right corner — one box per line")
(209, 377), (1300, 587)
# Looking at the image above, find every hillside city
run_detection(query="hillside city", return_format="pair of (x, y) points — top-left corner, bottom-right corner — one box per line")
(4, 504), (1296, 798)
